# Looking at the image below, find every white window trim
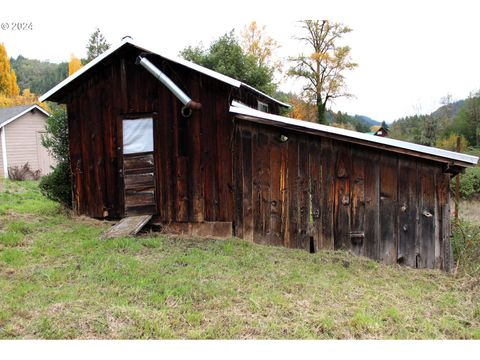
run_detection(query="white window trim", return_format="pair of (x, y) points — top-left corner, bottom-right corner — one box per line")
(1, 127), (8, 178)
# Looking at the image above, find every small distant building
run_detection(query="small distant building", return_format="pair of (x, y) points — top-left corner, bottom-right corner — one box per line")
(0, 104), (55, 178)
(368, 125), (389, 137)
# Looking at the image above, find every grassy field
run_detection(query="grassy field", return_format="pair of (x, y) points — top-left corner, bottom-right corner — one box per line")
(0, 180), (479, 339)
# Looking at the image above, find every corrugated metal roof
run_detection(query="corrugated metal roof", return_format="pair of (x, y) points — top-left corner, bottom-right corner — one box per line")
(40, 39), (290, 108)
(229, 104), (479, 167)
(0, 104), (49, 128)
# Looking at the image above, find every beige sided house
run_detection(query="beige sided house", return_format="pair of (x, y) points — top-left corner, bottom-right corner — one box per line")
(0, 104), (55, 178)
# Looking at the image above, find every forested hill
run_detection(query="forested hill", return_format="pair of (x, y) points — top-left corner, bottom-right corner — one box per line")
(9, 52), (383, 133)
(389, 96), (479, 150)
(10, 55), (68, 96)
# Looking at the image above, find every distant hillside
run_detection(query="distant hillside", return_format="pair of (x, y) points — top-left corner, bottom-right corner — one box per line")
(430, 99), (465, 120)
(388, 96), (478, 147)
(352, 115), (381, 127)
(10, 55), (68, 96)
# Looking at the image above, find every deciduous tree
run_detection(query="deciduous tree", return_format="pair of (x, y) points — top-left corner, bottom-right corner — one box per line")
(287, 93), (316, 122)
(180, 31), (276, 95)
(288, 20), (357, 124)
(240, 21), (281, 72)
(68, 54), (82, 76)
(0, 43), (20, 97)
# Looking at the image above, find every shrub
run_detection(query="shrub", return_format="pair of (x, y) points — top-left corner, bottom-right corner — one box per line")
(39, 160), (72, 207)
(451, 219), (480, 276)
(451, 166), (480, 200)
(39, 106), (72, 208)
(8, 162), (41, 181)
(436, 133), (469, 152)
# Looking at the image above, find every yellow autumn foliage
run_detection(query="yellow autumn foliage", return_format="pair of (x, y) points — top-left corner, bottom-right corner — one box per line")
(0, 89), (51, 112)
(0, 43), (20, 97)
(436, 134), (469, 152)
(68, 53), (83, 76)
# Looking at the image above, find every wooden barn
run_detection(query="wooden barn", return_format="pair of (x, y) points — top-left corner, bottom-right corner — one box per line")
(40, 40), (478, 270)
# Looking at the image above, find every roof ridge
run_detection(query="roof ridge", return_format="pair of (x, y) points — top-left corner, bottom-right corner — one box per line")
(40, 40), (290, 108)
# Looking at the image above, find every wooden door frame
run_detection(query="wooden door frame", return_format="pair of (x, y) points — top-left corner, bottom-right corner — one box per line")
(117, 112), (158, 217)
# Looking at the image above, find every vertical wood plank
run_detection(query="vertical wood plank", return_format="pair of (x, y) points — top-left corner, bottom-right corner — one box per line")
(298, 140), (310, 250)
(334, 144), (351, 250)
(201, 79), (218, 221)
(320, 139), (335, 249)
(119, 59), (128, 114)
(286, 136), (299, 248)
(397, 157), (418, 267)
(253, 131), (271, 243)
(434, 167), (441, 269)
(350, 150), (366, 256)
(269, 139), (283, 246)
(364, 149), (380, 260)
(437, 172), (453, 271)
(418, 161), (436, 268)
(215, 90), (234, 222)
(242, 128), (253, 241)
(233, 123), (244, 238)
(309, 138), (322, 251)
(102, 68), (117, 218)
(189, 76), (204, 222)
(91, 76), (107, 217)
(280, 143), (288, 246)
(162, 87), (174, 221)
(379, 154), (398, 264)
(175, 156), (189, 222)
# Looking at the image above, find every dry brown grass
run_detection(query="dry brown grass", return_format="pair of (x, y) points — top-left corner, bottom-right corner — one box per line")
(457, 199), (480, 224)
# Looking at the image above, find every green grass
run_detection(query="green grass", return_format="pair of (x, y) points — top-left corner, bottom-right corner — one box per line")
(0, 179), (479, 339)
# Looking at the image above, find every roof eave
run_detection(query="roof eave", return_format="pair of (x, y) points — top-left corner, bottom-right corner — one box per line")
(229, 105), (479, 168)
(0, 105), (50, 129)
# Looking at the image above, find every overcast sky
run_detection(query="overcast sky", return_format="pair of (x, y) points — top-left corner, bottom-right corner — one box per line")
(2, 0), (479, 122)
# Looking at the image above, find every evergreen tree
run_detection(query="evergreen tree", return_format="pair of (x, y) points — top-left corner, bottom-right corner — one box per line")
(86, 28), (110, 63)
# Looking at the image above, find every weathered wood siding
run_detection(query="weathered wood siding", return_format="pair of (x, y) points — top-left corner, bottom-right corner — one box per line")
(61, 46), (452, 270)
(64, 48), (281, 222)
(232, 120), (452, 270)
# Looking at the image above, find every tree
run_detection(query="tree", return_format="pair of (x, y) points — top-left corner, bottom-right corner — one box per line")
(41, 107), (69, 163)
(463, 91), (480, 146)
(68, 54), (82, 76)
(436, 133), (468, 152)
(39, 107), (72, 208)
(287, 93), (317, 122)
(0, 88), (48, 109)
(0, 43), (20, 97)
(86, 28), (110, 63)
(10, 55), (68, 95)
(240, 21), (281, 72)
(288, 20), (357, 124)
(180, 30), (276, 95)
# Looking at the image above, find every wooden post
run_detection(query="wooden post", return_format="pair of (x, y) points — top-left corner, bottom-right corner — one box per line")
(455, 136), (461, 223)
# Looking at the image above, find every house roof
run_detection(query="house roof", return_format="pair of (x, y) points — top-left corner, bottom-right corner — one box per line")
(39, 39), (291, 108)
(0, 104), (50, 129)
(229, 103), (479, 168)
